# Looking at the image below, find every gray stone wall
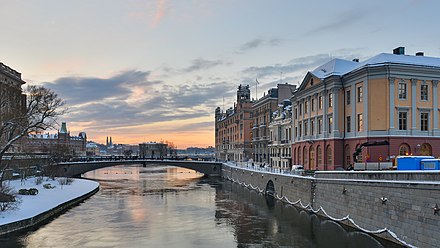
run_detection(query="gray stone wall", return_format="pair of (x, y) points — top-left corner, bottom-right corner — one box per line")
(223, 164), (440, 248)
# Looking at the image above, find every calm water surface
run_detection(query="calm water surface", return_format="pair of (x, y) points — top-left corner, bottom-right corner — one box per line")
(0, 164), (397, 248)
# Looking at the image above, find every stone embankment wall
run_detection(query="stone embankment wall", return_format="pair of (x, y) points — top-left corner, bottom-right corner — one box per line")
(222, 164), (440, 248)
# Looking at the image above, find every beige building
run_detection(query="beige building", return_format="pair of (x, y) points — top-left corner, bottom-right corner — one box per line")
(268, 99), (293, 169)
(292, 47), (440, 170)
(253, 83), (296, 164)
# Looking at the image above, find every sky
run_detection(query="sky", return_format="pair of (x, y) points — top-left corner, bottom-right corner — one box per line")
(1, 0), (440, 148)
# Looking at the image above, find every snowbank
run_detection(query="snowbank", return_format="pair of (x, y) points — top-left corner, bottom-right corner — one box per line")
(0, 177), (99, 226)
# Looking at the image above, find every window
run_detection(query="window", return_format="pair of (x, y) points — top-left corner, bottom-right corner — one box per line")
(345, 145), (351, 167)
(317, 146), (322, 166)
(399, 143), (410, 156)
(299, 104), (302, 115)
(299, 123), (302, 137)
(304, 121), (308, 136)
(295, 126), (298, 137)
(357, 86), (363, 102)
(304, 100), (308, 113)
(329, 93), (333, 107)
(346, 116), (351, 132)
(421, 113), (429, 131)
(328, 117), (332, 133)
(318, 95), (323, 109)
(326, 146), (333, 166)
(357, 113), (363, 132)
(310, 78), (314, 86)
(421, 84), (428, 101)
(311, 98), (315, 112)
(398, 82), (407, 99)
(399, 112), (407, 130)
(311, 120), (315, 135)
(318, 119), (323, 134)
(295, 108), (298, 119)
(346, 90), (351, 105)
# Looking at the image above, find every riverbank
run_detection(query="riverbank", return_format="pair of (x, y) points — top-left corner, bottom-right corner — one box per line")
(0, 177), (99, 236)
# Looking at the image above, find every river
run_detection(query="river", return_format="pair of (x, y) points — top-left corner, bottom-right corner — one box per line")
(0, 164), (400, 247)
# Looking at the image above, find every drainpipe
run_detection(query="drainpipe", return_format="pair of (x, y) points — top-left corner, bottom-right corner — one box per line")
(386, 65), (391, 160)
(342, 85), (346, 169)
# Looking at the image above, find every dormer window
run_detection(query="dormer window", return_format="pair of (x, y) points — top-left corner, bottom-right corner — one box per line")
(310, 78), (314, 86)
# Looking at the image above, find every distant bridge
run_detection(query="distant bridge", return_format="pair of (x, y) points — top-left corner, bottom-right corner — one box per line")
(57, 159), (222, 177)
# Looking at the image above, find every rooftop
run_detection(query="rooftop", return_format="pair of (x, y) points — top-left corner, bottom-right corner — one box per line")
(310, 51), (440, 79)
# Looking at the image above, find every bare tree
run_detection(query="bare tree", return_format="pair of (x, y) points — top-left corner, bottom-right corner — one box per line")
(0, 85), (66, 182)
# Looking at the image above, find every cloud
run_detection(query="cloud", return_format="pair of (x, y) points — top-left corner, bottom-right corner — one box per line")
(237, 38), (283, 53)
(43, 70), (234, 132)
(183, 58), (231, 73)
(43, 70), (160, 105)
(151, 0), (167, 27)
(242, 54), (331, 78)
(306, 9), (367, 35)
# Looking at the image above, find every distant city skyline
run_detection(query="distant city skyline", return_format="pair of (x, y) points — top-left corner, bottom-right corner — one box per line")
(1, 0), (439, 148)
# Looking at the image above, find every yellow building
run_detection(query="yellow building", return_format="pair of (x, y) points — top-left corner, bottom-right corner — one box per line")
(292, 47), (440, 170)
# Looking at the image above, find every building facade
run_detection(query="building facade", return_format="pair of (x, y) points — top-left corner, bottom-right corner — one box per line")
(139, 142), (168, 159)
(253, 83), (296, 164)
(23, 122), (87, 157)
(292, 47), (440, 170)
(268, 99), (293, 169)
(0, 62), (27, 152)
(252, 88), (278, 164)
(215, 85), (253, 161)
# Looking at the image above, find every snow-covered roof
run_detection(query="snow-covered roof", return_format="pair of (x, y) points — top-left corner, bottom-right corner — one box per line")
(358, 53), (440, 69)
(28, 133), (58, 139)
(310, 58), (359, 79)
(310, 53), (440, 80)
(86, 143), (98, 148)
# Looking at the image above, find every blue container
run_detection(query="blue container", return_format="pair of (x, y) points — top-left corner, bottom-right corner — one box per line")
(397, 156), (434, 170)
(421, 159), (440, 170)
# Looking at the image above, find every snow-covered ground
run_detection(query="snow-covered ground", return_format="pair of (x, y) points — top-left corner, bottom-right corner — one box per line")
(0, 177), (99, 225)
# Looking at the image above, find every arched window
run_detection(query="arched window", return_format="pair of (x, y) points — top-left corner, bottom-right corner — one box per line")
(421, 143), (432, 156)
(317, 145), (322, 167)
(293, 147), (297, 164)
(309, 146), (315, 170)
(326, 145), (333, 167)
(345, 145), (351, 168)
(399, 143), (410, 155)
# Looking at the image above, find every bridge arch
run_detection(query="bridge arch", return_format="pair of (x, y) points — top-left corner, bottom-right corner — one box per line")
(58, 160), (222, 177)
(265, 180), (275, 196)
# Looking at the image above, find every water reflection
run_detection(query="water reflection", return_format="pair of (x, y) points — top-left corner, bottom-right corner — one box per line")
(0, 165), (402, 248)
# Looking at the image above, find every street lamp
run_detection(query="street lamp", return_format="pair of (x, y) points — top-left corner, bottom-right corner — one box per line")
(415, 144), (421, 155)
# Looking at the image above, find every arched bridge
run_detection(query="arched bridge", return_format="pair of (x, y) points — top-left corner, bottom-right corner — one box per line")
(57, 159), (222, 177)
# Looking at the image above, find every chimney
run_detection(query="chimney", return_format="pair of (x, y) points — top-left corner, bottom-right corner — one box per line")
(416, 52), (424, 56)
(352, 58), (359, 62)
(393, 47), (405, 55)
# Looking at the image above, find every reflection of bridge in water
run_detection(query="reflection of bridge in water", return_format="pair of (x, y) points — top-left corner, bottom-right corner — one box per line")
(58, 159), (222, 177)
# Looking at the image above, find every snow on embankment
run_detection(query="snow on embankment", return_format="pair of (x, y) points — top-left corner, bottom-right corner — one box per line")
(0, 178), (99, 235)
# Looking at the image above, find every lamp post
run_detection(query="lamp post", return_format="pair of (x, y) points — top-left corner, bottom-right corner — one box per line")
(415, 144), (421, 155)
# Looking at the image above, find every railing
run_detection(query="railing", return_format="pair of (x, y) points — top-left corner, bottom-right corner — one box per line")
(225, 161), (306, 176)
